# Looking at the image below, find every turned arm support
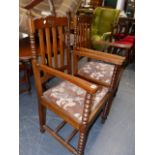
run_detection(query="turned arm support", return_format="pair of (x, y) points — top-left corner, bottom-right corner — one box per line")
(74, 47), (125, 66)
(38, 64), (99, 94)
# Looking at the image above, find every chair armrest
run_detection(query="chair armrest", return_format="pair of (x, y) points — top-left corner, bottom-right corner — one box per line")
(74, 47), (125, 66)
(24, 0), (44, 10)
(93, 39), (132, 49)
(38, 64), (99, 94)
(108, 42), (133, 49)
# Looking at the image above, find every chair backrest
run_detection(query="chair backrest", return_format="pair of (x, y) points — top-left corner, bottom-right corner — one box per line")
(112, 17), (135, 37)
(91, 7), (120, 37)
(74, 14), (93, 49)
(29, 15), (71, 84)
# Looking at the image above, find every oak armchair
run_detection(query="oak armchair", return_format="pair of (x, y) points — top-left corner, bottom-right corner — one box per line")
(73, 47), (125, 121)
(73, 14), (125, 121)
(29, 15), (113, 155)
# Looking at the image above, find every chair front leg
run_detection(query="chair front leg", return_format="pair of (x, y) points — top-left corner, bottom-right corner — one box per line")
(77, 131), (88, 155)
(101, 94), (113, 123)
(77, 93), (92, 155)
(101, 101), (109, 123)
(38, 102), (46, 133)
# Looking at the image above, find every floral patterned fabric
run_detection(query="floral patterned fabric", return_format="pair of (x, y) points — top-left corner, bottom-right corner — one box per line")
(78, 61), (115, 85)
(43, 81), (109, 123)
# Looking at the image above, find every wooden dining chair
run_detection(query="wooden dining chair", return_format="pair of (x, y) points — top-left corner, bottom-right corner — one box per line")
(29, 15), (116, 155)
(73, 14), (125, 121)
(108, 17), (135, 63)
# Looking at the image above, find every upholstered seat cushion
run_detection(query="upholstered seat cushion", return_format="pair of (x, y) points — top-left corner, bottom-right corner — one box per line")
(43, 81), (109, 123)
(122, 35), (135, 43)
(113, 35), (135, 46)
(78, 61), (115, 85)
(114, 33), (126, 39)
